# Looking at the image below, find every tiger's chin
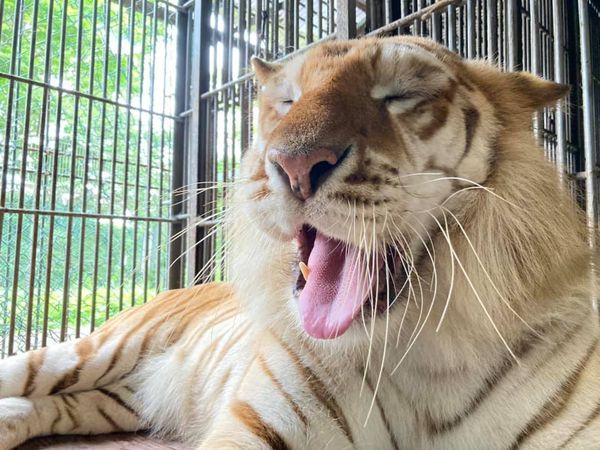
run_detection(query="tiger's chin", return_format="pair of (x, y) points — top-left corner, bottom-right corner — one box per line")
(290, 224), (407, 340)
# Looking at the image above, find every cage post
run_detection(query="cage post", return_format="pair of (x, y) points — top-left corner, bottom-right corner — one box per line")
(448, 3), (457, 52)
(170, 4), (188, 289)
(199, 0), (215, 282)
(552, 0), (567, 183)
(181, 0), (213, 285)
(466, 0), (475, 58)
(529, 0), (541, 141)
(486, 0), (497, 63)
(337, 0), (357, 39)
(578, 0), (597, 247)
(506, 0), (518, 70)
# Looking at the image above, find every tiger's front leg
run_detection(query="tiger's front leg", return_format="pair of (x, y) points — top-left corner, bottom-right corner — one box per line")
(0, 283), (235, 449)
(0, 380), (141, 449)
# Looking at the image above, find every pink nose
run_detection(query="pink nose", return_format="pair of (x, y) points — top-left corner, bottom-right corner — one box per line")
(268, 148), (339, 200)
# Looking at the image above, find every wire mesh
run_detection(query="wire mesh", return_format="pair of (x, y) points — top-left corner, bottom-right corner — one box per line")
(0, 0), (182, 356)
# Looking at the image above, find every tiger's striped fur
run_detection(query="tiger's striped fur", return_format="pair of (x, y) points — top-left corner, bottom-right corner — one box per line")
(2, 36), (599, 449)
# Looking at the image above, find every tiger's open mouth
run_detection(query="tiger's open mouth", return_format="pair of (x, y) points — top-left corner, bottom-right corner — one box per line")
(293, 225), (404, 339)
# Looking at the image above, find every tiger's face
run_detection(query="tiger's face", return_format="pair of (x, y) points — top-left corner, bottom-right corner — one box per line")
(234, 36), (568, 345)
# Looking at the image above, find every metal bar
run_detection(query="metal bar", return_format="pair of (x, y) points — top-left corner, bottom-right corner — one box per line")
(431, 3), (442, 42)
(160, 3), (172, 292)
(90, 0), (114, 333)
(294, 0), (300, 49)
(143, 0), (160, 305)
(106, 0), (126, 319)
(285, 0), (293, 51)
(130, 0), (149, 308)
(329, 0), (335, 34)
(318, 0), (323, 38)
(366, 0), (464, 37)
(447, 3), (457, 51)
(0, 73), (181, 122)
(209, 0), (219, 89)
(0, 0), (5, 43)
(40, 0), (70, 348)
(529, 0), (541, 140)
(247, 0), (252, 69)
(486, 0), (497, 62)
(2, 0), (22, 355)
(239, 0), (247, 78)
(578, 0), (597, 245)
(336, 0), (357, 39)
(60, 0), (87, 342)
(219, 86), (230, 281)
(226, 0), (234, 81)
(170, 2), (186, 290)
(552, 0), (566, 181)
(466, 0), (475, 58)
(75, 0), (100, 338)
(19, 0), (41, 352)
(307, 0), (314, 43)
(507, 0), (518, 70)
(28, 0), (56, 349)
(184, 0), (212, 284)
(274, 0), (280, 57)
(118, 0), (138, 310)
(0, 207), (180, 223)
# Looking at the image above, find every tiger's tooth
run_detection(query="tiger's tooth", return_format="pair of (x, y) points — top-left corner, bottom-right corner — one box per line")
(299, 262), (310, 281)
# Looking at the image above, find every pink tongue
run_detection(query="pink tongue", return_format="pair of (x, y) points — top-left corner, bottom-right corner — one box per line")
(298, 231), (378, 339)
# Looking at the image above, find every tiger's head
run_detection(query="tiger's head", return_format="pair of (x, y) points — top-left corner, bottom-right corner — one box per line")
(230, 36), (587, 356)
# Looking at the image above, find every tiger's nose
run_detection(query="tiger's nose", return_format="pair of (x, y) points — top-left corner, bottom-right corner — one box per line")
(268, 147), (340, 200)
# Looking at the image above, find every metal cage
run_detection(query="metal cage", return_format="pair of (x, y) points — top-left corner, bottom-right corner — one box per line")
(0, 0), (182, 356)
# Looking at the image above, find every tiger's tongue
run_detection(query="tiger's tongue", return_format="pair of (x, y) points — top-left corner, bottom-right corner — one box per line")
(298, 231), (377, 339)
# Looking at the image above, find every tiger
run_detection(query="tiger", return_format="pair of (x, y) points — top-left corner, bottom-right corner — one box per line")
(1, 34), (598, 450)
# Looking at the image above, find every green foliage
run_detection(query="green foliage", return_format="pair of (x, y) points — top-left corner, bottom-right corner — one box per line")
(0, 0), (176, 356)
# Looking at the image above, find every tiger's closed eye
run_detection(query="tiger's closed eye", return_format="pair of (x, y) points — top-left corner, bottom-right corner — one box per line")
(384, 92), (417, 103)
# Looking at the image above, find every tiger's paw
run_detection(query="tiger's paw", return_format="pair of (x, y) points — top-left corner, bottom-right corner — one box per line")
(0, 397), (36, 449)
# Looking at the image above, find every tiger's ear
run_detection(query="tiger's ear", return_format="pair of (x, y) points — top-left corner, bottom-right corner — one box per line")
(250, 56), (282, 85)
(506, 72), (570, 109)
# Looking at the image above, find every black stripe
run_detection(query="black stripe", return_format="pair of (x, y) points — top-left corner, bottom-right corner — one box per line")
(50, 400), (63, 433)
(62, 393), (77, 409)
(511, 337), (599, 448)
(279, 339), (354, 444)
(459, 105), (480, 163)
(23, 347), (46, 396)
(232, 400), (290, 450)
(364, 371), (400, 450)
(97, 405), (123, 431)
(258, 354), (309, 427)
(428, 323), (553, 435)
(63, 399), (80, 431)
(562, 397), (600, 447)
(98, 387), (138, 416)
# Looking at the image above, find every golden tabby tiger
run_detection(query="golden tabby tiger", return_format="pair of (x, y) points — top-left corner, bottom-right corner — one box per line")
(1, 36), (598, 450)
